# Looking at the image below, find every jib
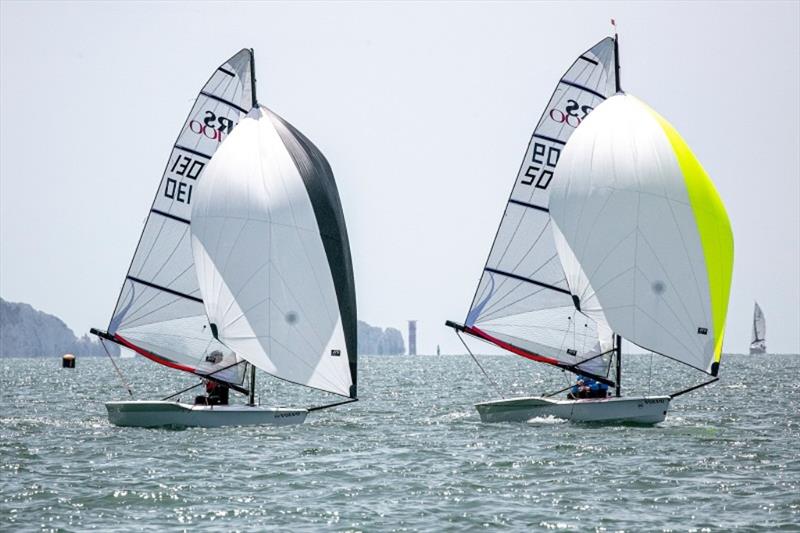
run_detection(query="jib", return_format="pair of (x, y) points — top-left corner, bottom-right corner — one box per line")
(189, 111), (236, 142)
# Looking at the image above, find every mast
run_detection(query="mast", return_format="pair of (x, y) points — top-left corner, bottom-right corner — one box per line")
(613, 20), (622, 93)
(615, 334), (622, 397)
(247, 47), (257, 408)
(250, 48), (258, 108)
(248, 364), (256, 406)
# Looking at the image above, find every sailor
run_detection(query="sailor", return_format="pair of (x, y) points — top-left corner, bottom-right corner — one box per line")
(568, 376), (588, 399)
(206, 379), (230, 406)
(588, 378), (609, 398)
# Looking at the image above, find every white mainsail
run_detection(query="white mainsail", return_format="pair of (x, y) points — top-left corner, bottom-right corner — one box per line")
(105, 49), (255, 387)
(190, 106), (357, 399)
(458, 38), (618, 379)
(750, 302), (766, 354)
(549, 94), (734, 375)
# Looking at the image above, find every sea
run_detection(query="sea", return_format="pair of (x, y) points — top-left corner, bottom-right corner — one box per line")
(1, 353), (798, 531)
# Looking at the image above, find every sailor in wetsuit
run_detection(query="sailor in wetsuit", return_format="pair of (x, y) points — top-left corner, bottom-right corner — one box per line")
(205, 379), (230, 405)
(194, 379), (230, 405)
(568, 375), (609, 399)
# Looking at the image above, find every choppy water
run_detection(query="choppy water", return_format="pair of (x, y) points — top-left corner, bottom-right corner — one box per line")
(1, 353), (799, 531)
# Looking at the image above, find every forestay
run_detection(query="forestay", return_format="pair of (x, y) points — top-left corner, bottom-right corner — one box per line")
(549, 94), (734, 375)
(191, 106), (357, 399)
(106, 49), (255, 386)
(463, 38), (617, 377)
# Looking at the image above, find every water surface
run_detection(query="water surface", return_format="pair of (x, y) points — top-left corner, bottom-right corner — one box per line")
(1, 353), (798, 531)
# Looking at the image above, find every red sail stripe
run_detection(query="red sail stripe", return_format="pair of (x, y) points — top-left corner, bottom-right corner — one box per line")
(114, 333), (198, 374)
(466, 326), (562, 366)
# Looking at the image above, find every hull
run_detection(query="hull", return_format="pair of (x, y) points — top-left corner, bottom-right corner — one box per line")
(475, 395), (670, 424)
(106, 401), (308, 428)
(749, 347), (766, 355)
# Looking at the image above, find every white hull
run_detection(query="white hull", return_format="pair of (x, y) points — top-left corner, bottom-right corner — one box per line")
(475, 395), (670, 424)
(106, 401), (308, 428)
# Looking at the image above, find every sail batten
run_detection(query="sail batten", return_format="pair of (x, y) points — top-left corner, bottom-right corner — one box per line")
(460, 37), (618, 374)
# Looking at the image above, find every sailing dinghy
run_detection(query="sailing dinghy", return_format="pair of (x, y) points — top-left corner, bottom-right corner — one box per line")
(446, 31), (733, 424)
(92, 49), (357, 428)
(750, 302), (766, 354)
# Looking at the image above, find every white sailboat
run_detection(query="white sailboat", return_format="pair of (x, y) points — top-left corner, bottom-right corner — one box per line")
(447, 30), (733, 424)
(92, 49), (357, 428)
(750, 302), (766, 354)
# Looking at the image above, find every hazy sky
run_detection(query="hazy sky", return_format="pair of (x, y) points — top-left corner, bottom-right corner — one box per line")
(1, 1), (798, 356)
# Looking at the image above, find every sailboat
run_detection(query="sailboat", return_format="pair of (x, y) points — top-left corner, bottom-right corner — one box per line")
(91, 49), (357, 428)
(446, 30), (733, 424)
(750, 302), (766, 354)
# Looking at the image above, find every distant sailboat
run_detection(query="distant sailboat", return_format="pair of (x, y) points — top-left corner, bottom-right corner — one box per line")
(750, 302), (766, 354)
(92, 49), (357, 427)
(446, 30), (733, 424)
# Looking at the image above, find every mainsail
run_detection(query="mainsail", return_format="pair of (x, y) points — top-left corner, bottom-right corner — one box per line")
(549, 94), (734, 376)
(454, 38), (618, 380)
(750, 302), (766, 354)
(104, 49), (255, 387)
(190, 106), (358, 399)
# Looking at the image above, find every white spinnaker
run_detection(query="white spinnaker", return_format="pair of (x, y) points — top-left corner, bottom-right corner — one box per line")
(107, 49), (254, 386)
(191, 107), (355, 398)
(751, 302), (766, 349)
(550, 94), (730, 373)
(465, 37), (617, 372)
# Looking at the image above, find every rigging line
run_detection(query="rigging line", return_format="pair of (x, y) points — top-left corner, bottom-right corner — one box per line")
(161, 359), (248, 400)
(307, 398), (358, 412)
(648, 351), (653, 395)
(556, 310), (575, 366)
(100, 338), (134, 397)
(457, 331), (505, 400)
(161, 381), (203, 402)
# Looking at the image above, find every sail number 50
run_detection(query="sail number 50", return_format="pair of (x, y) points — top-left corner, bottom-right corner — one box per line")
(521, 142), (560, 189)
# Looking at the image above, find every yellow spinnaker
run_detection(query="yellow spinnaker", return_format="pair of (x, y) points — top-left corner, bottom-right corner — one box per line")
(649, 109), (734, 369)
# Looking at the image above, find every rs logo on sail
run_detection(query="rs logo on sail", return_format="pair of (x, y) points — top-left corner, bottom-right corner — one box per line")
(189, 110), (237, 142)
(549, 99), (594, 128)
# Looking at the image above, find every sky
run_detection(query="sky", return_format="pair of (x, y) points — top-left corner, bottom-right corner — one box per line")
(1, 1), (798, 356)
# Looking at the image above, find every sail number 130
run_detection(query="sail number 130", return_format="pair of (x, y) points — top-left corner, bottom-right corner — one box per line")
(521, 142), (561, 189)
(164, 153), (206, 205)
